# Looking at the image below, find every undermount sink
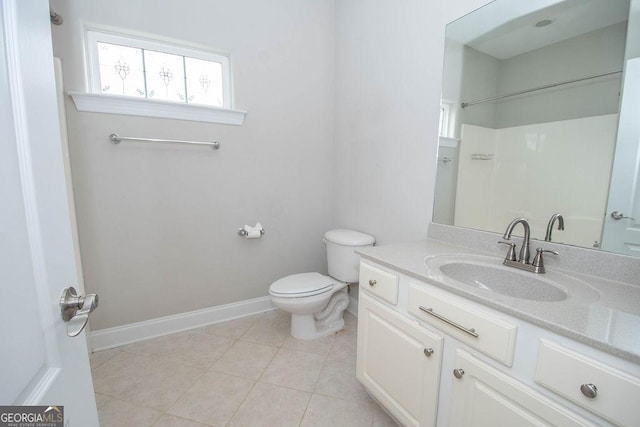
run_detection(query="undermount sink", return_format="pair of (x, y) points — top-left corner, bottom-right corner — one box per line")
(425, 254), (599, 303)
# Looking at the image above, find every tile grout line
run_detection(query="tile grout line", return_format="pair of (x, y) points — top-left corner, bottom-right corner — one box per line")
(223, 313), (284, 426)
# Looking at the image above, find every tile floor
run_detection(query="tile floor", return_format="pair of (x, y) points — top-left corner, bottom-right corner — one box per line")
(90, 310), (398, 427)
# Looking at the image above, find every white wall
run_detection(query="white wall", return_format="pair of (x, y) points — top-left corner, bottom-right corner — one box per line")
(495, 22), (627, 128)
(332, 0), (492, 245)
(459, 46), (500, 129)
(50, 0), (335, 330)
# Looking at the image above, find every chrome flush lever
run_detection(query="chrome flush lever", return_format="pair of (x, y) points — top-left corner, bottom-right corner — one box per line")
(60, 287), (99, 337)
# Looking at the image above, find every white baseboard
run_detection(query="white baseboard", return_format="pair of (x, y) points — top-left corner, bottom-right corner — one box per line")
(90, 296), (276, 352)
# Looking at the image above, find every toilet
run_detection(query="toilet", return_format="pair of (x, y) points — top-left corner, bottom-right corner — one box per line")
(269, 229), (375, 340)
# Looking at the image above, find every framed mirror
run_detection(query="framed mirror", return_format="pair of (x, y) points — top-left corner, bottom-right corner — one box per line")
(434, 0), (640, 257)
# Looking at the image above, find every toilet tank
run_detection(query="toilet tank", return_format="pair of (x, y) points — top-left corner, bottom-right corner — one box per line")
(324, 229), (375, 283)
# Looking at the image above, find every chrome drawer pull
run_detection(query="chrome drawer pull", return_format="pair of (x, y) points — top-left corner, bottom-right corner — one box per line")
(580, 383), (598, 398)
(418, 306), (479, 338)
(369, 279), (377, 286)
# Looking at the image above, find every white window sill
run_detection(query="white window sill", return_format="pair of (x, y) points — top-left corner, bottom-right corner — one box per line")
(69, 92), (246, 125)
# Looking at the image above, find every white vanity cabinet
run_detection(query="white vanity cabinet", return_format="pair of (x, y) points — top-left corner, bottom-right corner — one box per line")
(356, 260), (639, 427)
(449, 350), (595, 426)
(357, 291), (443, 427)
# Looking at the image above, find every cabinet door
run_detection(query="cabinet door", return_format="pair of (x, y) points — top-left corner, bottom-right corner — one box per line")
(449, 350), (597, 427)
(357, 292), (443, 427)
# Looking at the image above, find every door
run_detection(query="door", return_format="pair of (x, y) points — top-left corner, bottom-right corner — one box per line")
(601, 58), (640, 255)
(356, 292), (443, 427)
(0, 1), (99, 425)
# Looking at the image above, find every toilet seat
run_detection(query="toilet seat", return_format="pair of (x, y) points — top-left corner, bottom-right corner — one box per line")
(269, 272), (335, 297)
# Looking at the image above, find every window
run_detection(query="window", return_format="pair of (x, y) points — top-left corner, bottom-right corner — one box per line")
(73, 29), (245, 124)
(86, 30), (231, 108)
(439, 102), (451, 137)
(439, 100), (457, 138)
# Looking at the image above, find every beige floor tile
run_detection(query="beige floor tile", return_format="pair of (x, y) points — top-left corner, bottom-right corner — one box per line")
(314, 353), (370, 402)
(372, 402), (401, 427)
(325, 334), (358, 370)
(300, 394), (377, 427)
(260, 348), (325, 392)
(203, 314), (261, 339)
(168, 371), (254, 426)
(210, 340), (278, 380)
(122, 330), (233, 368)
(90, 348), (122, 371)
(92, 352), (201, 409)
(239, 314), (290, 347)
(97, 397), (161, 427)
(283, 334), (335, 357)
(152, 414), (208, 427)
(227, 382), (311, 427)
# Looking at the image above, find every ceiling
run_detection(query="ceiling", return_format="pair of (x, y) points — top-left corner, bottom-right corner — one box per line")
(446, 0), (630, 60)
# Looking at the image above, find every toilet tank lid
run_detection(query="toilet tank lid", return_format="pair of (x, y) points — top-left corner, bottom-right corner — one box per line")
(324, 229), (375, 246)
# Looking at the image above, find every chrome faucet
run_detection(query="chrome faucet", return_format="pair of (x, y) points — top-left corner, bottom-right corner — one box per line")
(499, 217), (558, 274)
(502, 218), (531, 264)
(544, 213), (564, 242)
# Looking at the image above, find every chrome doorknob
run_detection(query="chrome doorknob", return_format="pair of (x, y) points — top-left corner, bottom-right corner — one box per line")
(60, 287), (99, 337)
(610, 211), (635, 221)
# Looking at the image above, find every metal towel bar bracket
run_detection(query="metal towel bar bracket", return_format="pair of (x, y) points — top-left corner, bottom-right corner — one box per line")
(110, 133), (220, 150)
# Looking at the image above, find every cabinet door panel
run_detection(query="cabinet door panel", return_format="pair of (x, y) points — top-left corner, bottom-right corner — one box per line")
(357, 292), (442, 427)
(450, 350), (597, 427)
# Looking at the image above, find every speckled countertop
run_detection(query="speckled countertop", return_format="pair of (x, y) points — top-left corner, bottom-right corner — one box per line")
(357, 238), (640, 364)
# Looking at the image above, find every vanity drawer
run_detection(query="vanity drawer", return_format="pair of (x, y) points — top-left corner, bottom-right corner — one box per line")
(408, 283), (517, 366)
(359, 263), (399, 305)
(535, 340), (640, 426)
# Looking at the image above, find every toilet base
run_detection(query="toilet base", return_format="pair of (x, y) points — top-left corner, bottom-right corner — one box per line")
(289, 289), (349, 340)
(291, 314), (345, 340)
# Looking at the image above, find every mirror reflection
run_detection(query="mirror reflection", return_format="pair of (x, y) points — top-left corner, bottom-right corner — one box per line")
(434, 0), (640, 256)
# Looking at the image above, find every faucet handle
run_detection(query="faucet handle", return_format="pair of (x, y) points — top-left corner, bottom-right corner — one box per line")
(532, 248), (559, 270)
(498, 241), (517, 261)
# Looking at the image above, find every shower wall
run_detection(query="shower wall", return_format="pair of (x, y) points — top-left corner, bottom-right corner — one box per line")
(50, 0), (335, 330)
(455, 115), (618, 247)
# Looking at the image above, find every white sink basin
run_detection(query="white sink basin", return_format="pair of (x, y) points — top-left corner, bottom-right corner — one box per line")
(425, 254), (599, 303)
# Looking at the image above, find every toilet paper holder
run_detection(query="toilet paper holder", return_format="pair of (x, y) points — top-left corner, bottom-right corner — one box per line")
(238, 228), (265, 237)
(237, 226), (265, 237)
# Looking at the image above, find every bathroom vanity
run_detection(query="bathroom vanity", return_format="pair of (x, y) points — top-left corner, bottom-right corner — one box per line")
(355, 229), (640, 427)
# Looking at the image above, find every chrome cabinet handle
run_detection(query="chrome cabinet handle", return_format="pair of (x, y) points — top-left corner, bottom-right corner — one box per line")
(60, 287), (99, 337)
(418, 306), (479, 338)
(453, 368), (465, 379)
(580, 383), (598, 399)
(424, 348), (434, 357)
(369, 279), (377, 286)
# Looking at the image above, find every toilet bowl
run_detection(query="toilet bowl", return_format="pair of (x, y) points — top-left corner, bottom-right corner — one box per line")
(268, 229), (375, 340)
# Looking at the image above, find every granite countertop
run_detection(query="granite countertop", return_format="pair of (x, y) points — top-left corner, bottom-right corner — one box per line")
(357, 239), (640, 364)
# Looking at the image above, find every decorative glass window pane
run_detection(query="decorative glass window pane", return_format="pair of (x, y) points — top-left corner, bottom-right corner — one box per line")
(143, 50), (186, 102)
(96, 42), (145, 97)
(88, 30), (232, 109)
(185, 57), (223, 107)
